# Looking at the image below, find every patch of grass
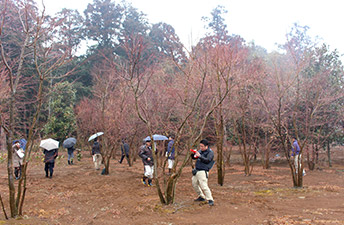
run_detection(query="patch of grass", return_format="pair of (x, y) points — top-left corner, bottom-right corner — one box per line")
(254, 189), (273, 196)
(0, 153), (7, 163)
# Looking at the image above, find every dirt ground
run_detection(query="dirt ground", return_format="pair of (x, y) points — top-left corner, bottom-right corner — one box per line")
(0, 147), (343, 225)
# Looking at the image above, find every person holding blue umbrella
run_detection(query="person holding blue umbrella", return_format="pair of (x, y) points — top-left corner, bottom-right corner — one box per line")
(12, 141), (24, 180)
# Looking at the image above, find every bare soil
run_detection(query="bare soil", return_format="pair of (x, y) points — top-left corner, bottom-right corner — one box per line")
(0, 147), (343, 225)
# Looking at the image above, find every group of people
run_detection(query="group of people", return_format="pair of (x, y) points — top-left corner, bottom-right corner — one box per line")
(10, 134), (307, 207)
(12, 135), (217, 206)
(137, 136), (215, 206)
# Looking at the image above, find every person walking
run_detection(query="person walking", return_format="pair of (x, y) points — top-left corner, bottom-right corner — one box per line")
(139, 140), (154, 186)
(92, 138), (102, 170)
(119, 139), (130, 166)
(291, 137), (306, 176)
(12, 141), (24, 180)
(67, 146), (75, 165)
(191, 139), (215, 206)
(166, 135), (175, 174)
(43, 148), (58, 178)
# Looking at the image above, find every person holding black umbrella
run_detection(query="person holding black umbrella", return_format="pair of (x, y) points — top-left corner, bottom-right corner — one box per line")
(63, 137), (77, 165)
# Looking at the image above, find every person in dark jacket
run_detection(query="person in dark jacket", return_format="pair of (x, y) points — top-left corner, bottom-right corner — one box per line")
(43, 148), (58, 178)
(166, 135), (175, 174)
(138, 140), (154, 186)
(119, 139), (130, 166)
(92, 138), (102, 170)
(191, 139), (215, 206)
(67, 146), (75, 165)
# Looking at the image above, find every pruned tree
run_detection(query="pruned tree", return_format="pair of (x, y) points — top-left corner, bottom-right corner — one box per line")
(118, 22), (232, 203)
(256, 24), (344, 187)
(0, 0), (74, 217)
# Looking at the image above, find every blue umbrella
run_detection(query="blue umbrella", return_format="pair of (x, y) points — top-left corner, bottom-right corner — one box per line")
(144, 134), (168, 141)
(20, 139), (27, 151)
(12, 139), (27, 151)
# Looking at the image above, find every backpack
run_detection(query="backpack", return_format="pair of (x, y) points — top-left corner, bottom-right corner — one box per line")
(207, 160), (215, 170)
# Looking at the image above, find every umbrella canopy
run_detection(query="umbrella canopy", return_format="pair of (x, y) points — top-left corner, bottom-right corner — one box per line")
(12, 139), (27, 151)
(144, 134), (168, 141)
(40, 138), (59, 151)
(88, 132), (104, 142)
(63, 137), (77, 148)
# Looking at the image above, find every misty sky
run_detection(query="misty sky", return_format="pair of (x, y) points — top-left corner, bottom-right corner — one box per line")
(41, 0), (344, 56)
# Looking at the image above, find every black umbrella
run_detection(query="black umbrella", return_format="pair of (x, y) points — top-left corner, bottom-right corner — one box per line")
(63, 137), (77, 148)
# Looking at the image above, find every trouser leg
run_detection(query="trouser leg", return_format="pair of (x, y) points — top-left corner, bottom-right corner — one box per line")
(126, 154), (131, 166)
(192, 172), (205, 199)
(95, 154), (101, 169)
(144, 165), (154, 179)
(49, 162), (54, 177)
(14, 167), (20, 178)
(45, 163), (49, 177)
(194, 171), (213, 201)
(119, 154), (125, 163)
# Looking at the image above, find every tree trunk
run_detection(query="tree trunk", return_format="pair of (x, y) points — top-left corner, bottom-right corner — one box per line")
(308, 144), (315, 171)
(216, 115), (225, 186)
(327, 141), (332, 167)
(7, 89), (16, 217)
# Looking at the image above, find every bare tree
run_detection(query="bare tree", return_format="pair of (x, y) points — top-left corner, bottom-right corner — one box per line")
(0, 1), (73, 217)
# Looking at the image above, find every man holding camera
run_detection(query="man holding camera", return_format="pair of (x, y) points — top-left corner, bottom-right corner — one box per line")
(191, 139), (215, 206)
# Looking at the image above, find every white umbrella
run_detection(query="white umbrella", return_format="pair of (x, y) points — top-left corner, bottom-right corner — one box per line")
(144, 134), (168, 141)
(40, 138), (59, 151)
(88, 132), (104, 142)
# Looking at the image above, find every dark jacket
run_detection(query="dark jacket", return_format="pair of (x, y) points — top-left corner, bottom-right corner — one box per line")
(44, 149), (58, 163)
(192, 148), (214, 171)
(92, 141), (101, 155)
(167, 140), (175, 160)
(67, 146), (75, 155)
(121, 142), (130, 156)
(139, 145), (154, 166)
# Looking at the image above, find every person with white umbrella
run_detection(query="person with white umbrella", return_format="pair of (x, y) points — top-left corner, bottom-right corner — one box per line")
(91, 137), (102, 170)
(40, 138), (59, 179)
(88, 132), (103, 170)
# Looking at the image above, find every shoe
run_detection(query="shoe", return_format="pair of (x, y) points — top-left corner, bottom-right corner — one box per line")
(141, 178), (147, 185)
(194, 196), (206, 202)
(148, 182), (153, 187)
(208, 200), (214, 206)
